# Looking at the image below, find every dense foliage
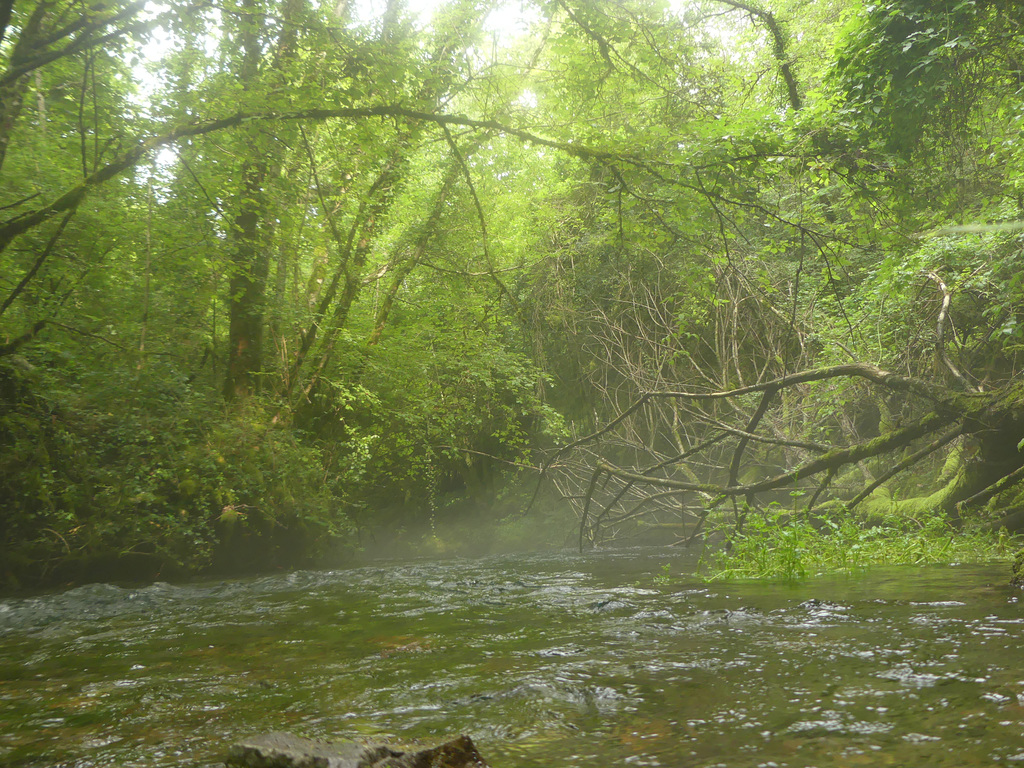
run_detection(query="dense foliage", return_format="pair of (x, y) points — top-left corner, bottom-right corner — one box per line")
(2, 0), (1022, 588)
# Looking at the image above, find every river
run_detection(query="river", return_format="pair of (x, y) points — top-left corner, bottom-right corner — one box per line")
(1, 548), (1022, 767)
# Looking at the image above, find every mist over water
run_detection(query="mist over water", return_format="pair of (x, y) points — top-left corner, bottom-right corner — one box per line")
(1, 549), (1022, 767)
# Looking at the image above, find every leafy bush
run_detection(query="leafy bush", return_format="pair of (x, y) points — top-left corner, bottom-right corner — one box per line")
(705, 506), (1016, 582)
(0, 359), (363, 589)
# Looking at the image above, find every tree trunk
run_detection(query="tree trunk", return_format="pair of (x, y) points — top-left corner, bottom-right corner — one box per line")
(221, 0), (302, 400)
(223, 158), (271, 400)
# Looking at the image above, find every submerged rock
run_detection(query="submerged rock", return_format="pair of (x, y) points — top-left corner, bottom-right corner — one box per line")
(225, 731), (490, 768)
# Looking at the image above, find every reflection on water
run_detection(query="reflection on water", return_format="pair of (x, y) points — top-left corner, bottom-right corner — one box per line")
(1, 550), (1022, 767)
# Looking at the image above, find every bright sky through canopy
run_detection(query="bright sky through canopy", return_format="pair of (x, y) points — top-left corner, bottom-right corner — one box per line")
(353, 0), (537, 34)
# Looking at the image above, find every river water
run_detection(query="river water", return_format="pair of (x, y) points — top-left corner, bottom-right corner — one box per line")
(1, 549), (1023, 767)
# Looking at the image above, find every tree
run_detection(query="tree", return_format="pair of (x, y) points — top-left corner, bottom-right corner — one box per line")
(520, 0), (1024, 554)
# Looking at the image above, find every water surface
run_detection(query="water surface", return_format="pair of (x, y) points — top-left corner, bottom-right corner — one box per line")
(1, 549), (1022, 767)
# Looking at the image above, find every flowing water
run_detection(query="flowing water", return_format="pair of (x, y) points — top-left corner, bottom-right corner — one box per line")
(1, 548), (1023, 767)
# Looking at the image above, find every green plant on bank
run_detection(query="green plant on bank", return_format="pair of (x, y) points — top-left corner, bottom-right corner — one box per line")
(704, 507), (1018, 582)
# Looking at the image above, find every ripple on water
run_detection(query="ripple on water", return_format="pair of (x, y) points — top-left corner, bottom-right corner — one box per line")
(0, 555), (1021, 768)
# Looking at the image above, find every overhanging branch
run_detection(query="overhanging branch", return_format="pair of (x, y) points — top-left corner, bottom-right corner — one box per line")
(0, 105), (639, 256)
(591, 409), (957, 500)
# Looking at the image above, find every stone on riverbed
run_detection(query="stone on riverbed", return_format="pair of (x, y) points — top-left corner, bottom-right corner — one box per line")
(225, 731), (490, 768)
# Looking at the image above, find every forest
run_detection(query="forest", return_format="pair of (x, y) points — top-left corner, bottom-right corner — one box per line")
(2, 0), (1024, 591)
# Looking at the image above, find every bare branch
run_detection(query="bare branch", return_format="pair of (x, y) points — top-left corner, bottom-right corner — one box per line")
(926, 271), (980, 392)
(593, 409), (955, 498)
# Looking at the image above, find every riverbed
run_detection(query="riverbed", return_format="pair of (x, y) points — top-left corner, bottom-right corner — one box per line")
(1, 549), (1022, 767)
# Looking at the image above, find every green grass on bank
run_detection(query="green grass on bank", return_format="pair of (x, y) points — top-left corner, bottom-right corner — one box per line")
(703, 511), (1018, 581)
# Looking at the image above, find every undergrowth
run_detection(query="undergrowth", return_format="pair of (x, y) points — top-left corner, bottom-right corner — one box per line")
(0, 359), (365, 590)
(704, 510), (1018, 581)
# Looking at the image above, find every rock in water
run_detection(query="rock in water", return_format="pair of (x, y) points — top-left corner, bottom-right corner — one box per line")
(398, 735), (489, 768)
(225, 732), (386, 767)
(225, 731), (490, 768)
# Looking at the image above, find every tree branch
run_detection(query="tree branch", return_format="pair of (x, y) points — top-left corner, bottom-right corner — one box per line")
(0, 210), (74, 318)
(592, 409), (956, 499)
(926, 270), (979, 391)
(712, 0), (802, 110)
(845, 424), (965, 512)
(0, 104), (648, 256)
(0, 320), (47, 357)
